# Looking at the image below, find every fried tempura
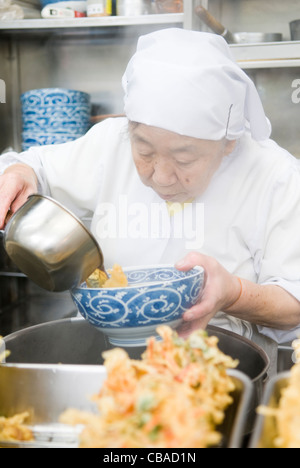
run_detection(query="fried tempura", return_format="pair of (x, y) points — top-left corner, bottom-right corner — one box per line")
(86, 264), (128, 288)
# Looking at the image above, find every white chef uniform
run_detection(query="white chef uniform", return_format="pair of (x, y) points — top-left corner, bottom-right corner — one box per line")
(1, 116), (300, 352)
(1, 28), (300, 374)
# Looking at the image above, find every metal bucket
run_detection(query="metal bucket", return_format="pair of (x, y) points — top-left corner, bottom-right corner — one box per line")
(249, 372), (290, 448)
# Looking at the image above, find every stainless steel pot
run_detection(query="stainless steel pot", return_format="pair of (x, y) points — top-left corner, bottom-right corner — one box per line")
(3, 318), (269, 373)
(290, 19), (300, 40)
(1, 195), (104, 292)
(195, 5), (282, 44)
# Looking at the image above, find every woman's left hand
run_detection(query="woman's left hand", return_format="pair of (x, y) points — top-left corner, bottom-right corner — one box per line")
(175, 252), (241, 337)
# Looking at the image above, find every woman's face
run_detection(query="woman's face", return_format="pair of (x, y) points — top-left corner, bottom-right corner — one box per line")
(130, 123), (235, 203)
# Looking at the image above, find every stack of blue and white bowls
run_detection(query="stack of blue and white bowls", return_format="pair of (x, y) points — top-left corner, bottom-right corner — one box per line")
(21, 88), (91, 151)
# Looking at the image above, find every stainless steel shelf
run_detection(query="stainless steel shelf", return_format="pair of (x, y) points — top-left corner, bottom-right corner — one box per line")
(230, 40), (300, 69)
(0, 15), (299, 68)
(0, 13), (184, 31)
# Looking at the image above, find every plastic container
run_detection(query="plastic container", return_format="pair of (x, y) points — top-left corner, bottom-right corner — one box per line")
(154, 0), (183, 13)
(87, 0), (111, 16)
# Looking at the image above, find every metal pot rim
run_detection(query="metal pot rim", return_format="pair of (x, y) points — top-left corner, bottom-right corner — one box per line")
(208, 324), (270, 383)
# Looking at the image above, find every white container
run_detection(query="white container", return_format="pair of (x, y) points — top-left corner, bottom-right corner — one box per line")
(87, 0), (111, 16)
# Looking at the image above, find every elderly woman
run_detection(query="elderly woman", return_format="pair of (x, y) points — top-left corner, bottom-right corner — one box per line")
(1, 28), (300, 366)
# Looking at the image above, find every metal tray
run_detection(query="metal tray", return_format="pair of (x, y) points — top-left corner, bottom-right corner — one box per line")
(0, 364), (253, 448)
(249, 371), (290, 448)
(277, 346), (295, 372)
(0, 338), (5, 363)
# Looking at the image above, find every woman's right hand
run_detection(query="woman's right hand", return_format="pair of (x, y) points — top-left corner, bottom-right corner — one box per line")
(0, 163), (38, 229)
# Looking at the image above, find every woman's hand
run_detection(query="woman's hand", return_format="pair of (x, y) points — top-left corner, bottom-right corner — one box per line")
(175, 251), (241, 336)
(0, 164), (38, 229)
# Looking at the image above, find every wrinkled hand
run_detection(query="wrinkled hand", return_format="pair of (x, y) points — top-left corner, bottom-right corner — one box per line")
(175, 252), (241, 337)
(0, 164), (38, 229)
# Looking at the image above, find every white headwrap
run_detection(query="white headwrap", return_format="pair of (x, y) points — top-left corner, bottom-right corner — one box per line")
(122, 28), (271, 141)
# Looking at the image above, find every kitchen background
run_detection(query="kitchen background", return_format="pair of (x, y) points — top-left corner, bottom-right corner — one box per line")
(0, 0), (299, 335)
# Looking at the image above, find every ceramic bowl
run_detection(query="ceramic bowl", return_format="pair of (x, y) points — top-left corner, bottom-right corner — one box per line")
(21, 131), (85, 150)
(22, 121), (90, 134)
(22, 109), (91, 129)
(21, 108), (89, 124)
(71, 264), (205, 347)
(21, 88), (90, 107)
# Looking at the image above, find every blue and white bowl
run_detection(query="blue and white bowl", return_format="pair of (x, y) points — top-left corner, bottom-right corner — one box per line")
(22, 120), (90, 134)
(21, 88), (90, 107)
(71, 264), (205, 347)
(21, 131), (84, 151)
(22, 104), (91, 126)
(21, 88), (91, 150)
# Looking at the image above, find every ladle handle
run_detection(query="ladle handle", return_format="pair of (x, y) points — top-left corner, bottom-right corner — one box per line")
(194, 5), (236, 43)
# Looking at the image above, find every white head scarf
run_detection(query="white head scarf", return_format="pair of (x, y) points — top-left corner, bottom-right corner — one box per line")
(122, 28), (271, 141)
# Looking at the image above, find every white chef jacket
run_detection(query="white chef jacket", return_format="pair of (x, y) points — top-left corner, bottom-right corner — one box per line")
(1, 117), (300, 344)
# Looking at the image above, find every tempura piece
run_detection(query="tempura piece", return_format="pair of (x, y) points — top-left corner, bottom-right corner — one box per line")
(86, 264), (128, 288)
(60, 325), (238, 448)
(0, 412), (33, 442)
(86, 268), (108, 288)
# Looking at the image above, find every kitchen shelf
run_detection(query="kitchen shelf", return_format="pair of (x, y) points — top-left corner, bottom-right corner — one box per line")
(230, 40), (300, 69)
(0, 16), (299, 68)
(0, 13), (184, 32)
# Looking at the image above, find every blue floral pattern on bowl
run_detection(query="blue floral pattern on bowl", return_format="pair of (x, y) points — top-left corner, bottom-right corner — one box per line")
(71, 265), (205, 347)
(22, 104), (91, 119)
(21, 88), (91, 150)
(22, 106), (91, 133)
(21, 88), (90, 107)
(21, 132), (84, 151)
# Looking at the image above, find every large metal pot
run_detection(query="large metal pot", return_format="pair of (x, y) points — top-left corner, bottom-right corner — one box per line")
(3, 318), (269, 374)
(3, 317), (270, 380)
(290, 20), (300, 41)
(1, 195), (104, 292)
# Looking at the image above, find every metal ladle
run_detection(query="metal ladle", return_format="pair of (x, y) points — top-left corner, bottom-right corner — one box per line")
(0, 195), (106, 292)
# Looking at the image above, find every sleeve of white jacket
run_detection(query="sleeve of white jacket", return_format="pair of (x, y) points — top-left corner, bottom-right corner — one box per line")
(0, 119), (122, 219)
(256, 160), (300, 343)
